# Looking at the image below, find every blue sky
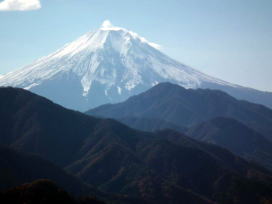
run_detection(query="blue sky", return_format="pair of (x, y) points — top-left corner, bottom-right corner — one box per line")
(0, 0), (271, 91)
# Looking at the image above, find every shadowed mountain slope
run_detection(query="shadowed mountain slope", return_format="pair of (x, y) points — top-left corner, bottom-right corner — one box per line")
(187, 117), (272, 170)
(0, 145), (92, 196)
(0, 179), (105, 204)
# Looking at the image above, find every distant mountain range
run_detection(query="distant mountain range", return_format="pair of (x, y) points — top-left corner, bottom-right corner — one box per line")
(88, 83), (272, 141)
(1, 87), (272, 203)
(87, 82), (272, 170)
(0, 21), (271, 110)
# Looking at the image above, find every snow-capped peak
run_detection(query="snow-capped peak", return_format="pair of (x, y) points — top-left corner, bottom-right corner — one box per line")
(98, 20), (161, 50)
(0, 20), (238, 110)
(43, 20), (161, 61)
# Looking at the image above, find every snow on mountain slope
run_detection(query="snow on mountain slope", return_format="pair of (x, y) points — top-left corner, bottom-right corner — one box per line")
(0, 20), (271, 111)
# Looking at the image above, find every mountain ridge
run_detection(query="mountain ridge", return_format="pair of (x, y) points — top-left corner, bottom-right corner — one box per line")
(87, 82), (272, 142)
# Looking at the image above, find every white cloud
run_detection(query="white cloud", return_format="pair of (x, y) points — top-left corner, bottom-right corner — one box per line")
(0, 0), (41, 11)
(101, 20), (113, 29)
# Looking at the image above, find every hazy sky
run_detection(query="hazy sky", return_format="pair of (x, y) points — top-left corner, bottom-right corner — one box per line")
(0, 0), (271, 91)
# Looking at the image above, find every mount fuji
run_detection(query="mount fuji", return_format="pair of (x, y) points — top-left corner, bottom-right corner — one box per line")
(0, 20), (271, 111)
